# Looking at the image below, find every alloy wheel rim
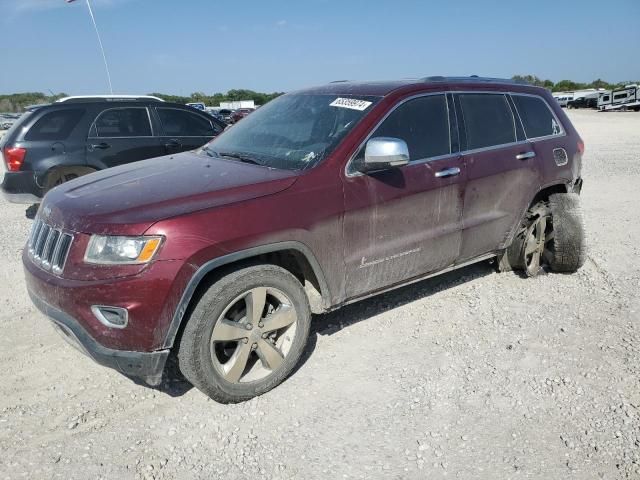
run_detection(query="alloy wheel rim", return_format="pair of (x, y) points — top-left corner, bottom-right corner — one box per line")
(210, 287), (297, 383)
(524, 213), (554, 276)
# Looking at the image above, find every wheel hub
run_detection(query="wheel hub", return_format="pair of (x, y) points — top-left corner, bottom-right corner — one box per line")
(209, 287), (298, 384)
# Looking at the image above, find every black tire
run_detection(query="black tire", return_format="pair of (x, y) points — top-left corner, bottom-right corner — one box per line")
(178, 264), (311, 403)
(548, 193), (587, 272)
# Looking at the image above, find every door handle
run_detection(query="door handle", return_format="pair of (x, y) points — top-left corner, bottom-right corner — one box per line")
(516, 151), (536, 160)
(165, 139), (181, 148)
(90, 142), (110, 150)
(434, 167), (461, 178)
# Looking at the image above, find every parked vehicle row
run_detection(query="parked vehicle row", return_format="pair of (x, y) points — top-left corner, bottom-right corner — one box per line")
(18, 76), (587, 403)
(207, 107), (255, 124)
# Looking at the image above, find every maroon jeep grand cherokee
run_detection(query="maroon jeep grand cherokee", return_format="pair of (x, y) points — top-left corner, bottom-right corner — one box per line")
(24, 77), (586, 403)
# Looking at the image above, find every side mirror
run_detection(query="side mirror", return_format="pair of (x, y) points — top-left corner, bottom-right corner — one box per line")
(360, 137), (410, 172)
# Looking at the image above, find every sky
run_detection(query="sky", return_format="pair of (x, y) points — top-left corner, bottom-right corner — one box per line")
(1, 0), (639, 96)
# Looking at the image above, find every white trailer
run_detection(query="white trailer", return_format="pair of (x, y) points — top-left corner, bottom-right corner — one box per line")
(220, 100), (255, 110)
(598, 85), (640, 111)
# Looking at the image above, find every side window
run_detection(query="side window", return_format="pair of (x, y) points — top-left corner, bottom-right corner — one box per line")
(91, 108), (152, 138)
(458, 93), (516, 150)
(369, 94), (450, 161)
(157, 108), (218, 136)
(512, 95), (561, 139)
(24, 109), (85, 141)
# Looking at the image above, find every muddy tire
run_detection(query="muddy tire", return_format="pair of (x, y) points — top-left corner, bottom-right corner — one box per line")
(178, 264), (311, 403)
(548, 193), (587, 272)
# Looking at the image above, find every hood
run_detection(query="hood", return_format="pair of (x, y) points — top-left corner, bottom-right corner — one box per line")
(42, 151), (298, 235)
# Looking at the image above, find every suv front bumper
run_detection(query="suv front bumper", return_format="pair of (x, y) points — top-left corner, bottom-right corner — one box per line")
(1, 171), (43, 204)
(28, 288), (169, 386)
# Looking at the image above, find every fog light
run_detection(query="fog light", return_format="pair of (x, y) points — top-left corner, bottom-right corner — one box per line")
(91, 305), (128, 329)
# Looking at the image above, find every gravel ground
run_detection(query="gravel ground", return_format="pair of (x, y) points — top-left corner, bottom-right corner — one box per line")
(1, 110), (639, 479)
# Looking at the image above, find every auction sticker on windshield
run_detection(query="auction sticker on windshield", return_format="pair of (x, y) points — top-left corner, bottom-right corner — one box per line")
(330, 98), (373, 111)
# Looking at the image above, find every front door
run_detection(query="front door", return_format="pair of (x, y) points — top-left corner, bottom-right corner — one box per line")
(86, 106), (163, 169)
(342, 93), (466, 299)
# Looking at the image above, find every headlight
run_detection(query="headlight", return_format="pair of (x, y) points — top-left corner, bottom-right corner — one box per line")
(84, 235), (163, 265)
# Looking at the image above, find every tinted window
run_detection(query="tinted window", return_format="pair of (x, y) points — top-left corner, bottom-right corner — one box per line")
(92, 108), (151, 138)
(512, 95), (561, 139)
(371, 95), (450, 160)
(157, 108), (219, 136)
(459, 94), (516, 150)
(24, 109), (84, 141)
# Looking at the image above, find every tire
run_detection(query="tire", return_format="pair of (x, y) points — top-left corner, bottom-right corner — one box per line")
(178, 264), (311, 403)
(548, 193), (587, 272)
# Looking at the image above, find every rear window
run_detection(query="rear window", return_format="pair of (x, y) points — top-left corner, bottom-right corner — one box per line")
(91, 108), (152, 138)
(512, 95), (561, 139)
(24, 109), (84, 141)
(157, 108), (219, 136)
(458, 94), (516, 150)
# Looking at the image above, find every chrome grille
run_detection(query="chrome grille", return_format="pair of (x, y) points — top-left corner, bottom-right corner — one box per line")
(28, 218), (73, 275)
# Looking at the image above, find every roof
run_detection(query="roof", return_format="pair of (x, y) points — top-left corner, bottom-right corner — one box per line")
(296, 76), (535, 97)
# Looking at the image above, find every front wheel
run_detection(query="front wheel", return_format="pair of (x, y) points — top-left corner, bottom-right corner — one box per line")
(178, 264), (311, 403)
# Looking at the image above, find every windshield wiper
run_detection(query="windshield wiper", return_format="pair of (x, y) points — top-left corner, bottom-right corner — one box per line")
(216, 151), (265, 166)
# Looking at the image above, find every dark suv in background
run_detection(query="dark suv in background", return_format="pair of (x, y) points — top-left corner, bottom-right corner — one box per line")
(24, 77), (586, 403)
(1, 96), (225, 203)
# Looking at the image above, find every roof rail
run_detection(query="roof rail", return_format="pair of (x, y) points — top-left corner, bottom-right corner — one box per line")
(422, 76), (530, 85)
(56, 95), (165, 103)
(329, 80), (350, 83)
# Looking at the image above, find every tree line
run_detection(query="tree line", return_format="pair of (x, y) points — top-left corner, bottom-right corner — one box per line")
(511, 75), (637, 92)
(1, 79), (638, 113)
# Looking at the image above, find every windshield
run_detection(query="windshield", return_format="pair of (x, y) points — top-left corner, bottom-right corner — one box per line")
(201, 93), (380, 170)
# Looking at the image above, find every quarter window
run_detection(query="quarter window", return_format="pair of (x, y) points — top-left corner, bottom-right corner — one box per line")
(91, 108), (152, 138)
(24, 109), (85, 141)
(512, 95), (561, 139)
(458, 94), (516, 150)
(369, 94), (450, 161)
(157, 108), (219, 137)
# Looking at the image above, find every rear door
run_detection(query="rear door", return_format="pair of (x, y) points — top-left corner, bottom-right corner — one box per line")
(86, 106), (163, 169)
(455, 92), (542, 261)
(511, 93), (570, 187)
(342, 93), (466, 298)
(154, 107), (222, 155)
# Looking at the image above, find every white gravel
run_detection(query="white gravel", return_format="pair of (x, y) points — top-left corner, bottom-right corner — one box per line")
(0, 110), (639, 479)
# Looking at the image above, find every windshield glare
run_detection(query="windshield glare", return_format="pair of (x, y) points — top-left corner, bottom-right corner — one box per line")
(203, 94), (380, 170)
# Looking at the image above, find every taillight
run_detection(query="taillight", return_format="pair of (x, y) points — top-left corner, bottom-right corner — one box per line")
(577, 140), (585, 155)
(3, 147), (26, 172)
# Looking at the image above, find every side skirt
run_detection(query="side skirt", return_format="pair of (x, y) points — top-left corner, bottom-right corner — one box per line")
(338, 253), (496, 309)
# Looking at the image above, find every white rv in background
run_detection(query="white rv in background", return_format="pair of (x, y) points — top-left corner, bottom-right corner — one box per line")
(598, 85), (640, 111)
